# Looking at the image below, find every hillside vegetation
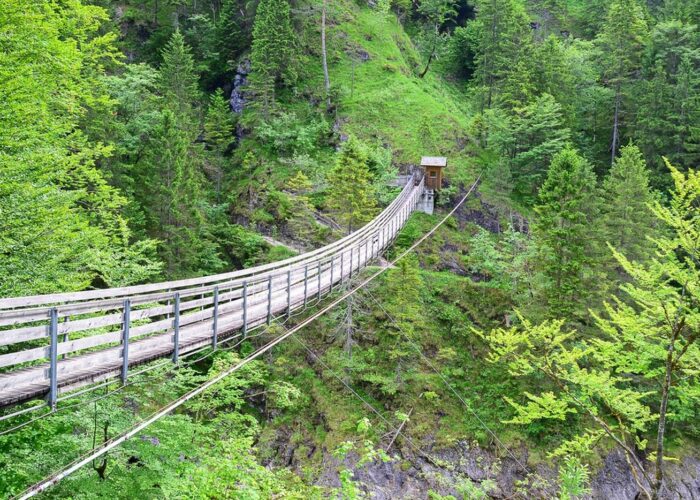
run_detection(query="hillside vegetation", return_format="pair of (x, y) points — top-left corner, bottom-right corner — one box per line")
(1, 0), (699, 498)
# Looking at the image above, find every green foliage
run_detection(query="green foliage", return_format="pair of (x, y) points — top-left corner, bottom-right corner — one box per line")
(325, 136), (378, 232)
(483, 163), (700, 498)
(558, 456), (591, 500)
(0, 0), (161, 295)
(258, 112), (330, 156)
(533, 147), (603, 320)
(249, 0), (298, 108)
(471, 0), (532, 110)
(159, 30), (201, 120)
(601, 143), (656, 266)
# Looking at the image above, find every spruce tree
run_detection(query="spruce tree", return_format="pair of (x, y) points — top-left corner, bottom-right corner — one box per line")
(596, 0), (649, 164)
(249, 0), (297, 109)
(635, 21), (700, 179)
(383, 256), (425, 387)
(601, 143), (656, 266)
(326, 136), (377, 233)
(472, 0), (532, 110)
(216, 0), (251, 71)
(203, 88), (234, 199)
(160, 30), (200, 120)
(508, 93), (570, 199)
(533, 147), (602, 320)
(142, 110), (222, 277)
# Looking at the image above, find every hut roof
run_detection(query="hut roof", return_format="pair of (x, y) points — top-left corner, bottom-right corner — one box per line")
(420, 156), (447, 167)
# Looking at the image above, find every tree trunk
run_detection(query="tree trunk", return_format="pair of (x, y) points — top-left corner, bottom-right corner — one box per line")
(321, 0), (332, 111)
(418, 51), (434, 79)
(611, 83), (622, 164)
(653, 339), (677, 499)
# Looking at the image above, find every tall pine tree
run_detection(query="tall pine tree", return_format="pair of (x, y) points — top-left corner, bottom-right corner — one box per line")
(326, 136), (377, 233)
(249, 0), (297, 110)
(596, 0), (649, 164)
(533, 147), (602, 320)
(472, 0), (532, 110)
(160, 30), (200, 121)
(601, 143), (656, 267)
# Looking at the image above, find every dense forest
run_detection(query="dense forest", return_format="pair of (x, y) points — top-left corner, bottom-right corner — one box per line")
(1, 0), (699, 497)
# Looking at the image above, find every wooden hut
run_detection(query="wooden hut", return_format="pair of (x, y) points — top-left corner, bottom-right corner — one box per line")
(421, 156), (446, 190)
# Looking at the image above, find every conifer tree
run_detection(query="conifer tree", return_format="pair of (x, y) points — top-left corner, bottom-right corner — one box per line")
(216, 0), (251, 71)
(383, 256), (425, 387)
(285, 170), (316, 240)
(483, 164), (700, 500)
(635, 21), (700, 178)
(533, 147), (602, 320)
(596, 0), (649, 164)
(601, 143), (656, 265)
(508, 93), (570, 198)
(160, 30), (200, 120)
(249, 0), (297, 109)
(472, 0), (532, 109)
(142, 110), (222, 277)
(204, 88), (234, 199)
(326, 137), (377, 233)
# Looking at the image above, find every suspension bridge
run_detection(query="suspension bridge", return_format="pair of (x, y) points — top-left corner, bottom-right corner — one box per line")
(0, 173), (429, 410)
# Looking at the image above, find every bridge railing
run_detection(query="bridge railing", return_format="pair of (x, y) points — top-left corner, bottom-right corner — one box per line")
(0, 175), (425, 408)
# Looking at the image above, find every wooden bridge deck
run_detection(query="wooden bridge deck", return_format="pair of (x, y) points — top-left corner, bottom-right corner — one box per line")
(0, 176), (425, 408)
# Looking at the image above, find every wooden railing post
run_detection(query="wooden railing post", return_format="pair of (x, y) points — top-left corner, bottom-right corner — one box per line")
(330, 256), (335, 292)
(242, 280), (248, 338)
(317, 261), (322, 301)
(212, 286), (219, 349)
(62, 316), (68, 360)
(349, 247), (353, 278)
(121, 299), (130, 384)
(286, 270), (292, 318)
(48, 307), (58, 410)
(267, 276), (273, 324)
(172, 293), (180, 363)
(340, 250), (345, 283)
(304, 265), (309, 306)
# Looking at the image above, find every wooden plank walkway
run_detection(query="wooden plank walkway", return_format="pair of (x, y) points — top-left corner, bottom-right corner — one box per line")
(0, 176), (425, 408)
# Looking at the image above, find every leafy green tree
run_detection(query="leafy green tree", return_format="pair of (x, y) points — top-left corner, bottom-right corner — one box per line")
(601, 143), (656, 266)
(482, 163), (700, 500)
(249, 0), (297, 110)
(0, 0), (160, 295)
(415, 0), (457, 78)
(533, 147), (603, 320)
(596, 0), (650, 164)
(326, 137), (377, 233)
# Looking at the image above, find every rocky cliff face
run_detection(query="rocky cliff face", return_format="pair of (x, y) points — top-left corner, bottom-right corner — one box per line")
(229, 59), (250, 114)
(269, 432), (700, 498)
